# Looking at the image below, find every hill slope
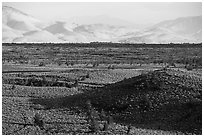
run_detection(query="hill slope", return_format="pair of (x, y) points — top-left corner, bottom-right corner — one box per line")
(86, 69), (201, 134)
(30, 69), (202, 134)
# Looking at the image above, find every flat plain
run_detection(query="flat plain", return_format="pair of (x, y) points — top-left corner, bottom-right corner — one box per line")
(2, 43), (202, 135)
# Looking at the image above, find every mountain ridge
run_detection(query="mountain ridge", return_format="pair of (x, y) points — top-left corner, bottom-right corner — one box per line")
(2, 6), (202, 43)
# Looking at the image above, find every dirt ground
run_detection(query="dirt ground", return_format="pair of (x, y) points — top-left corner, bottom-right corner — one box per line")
(2, 64), (202, 135)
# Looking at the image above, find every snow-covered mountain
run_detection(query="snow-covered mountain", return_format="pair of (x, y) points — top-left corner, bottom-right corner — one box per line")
(120, 16), (202, 43)
(2, 6), (63, 43)
(67, 15), (142, 28)
(2, 6), (202, 43)
(3, 6), (44, 31)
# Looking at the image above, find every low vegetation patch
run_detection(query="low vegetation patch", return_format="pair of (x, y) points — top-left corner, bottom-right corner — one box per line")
(30, 69), (201, 134)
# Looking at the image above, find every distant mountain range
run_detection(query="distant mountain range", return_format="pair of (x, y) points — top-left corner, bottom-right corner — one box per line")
(2, 6), (202, 43)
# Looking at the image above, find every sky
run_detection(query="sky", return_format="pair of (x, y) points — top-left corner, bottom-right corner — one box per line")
(3, 2), (202, 24)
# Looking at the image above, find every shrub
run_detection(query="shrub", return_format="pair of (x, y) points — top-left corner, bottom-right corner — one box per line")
(42, 76), (47, 86)
(138, 94), (152, 112)
(185, 65), (193, 71)
(90, 118), (100, 132)
(65, 61), (69, 66)
(85, 73), (90, 78)
(70, 62), (74, 66)
(107, 115), (113, 126)
(92, 62), (99, 68)
(108, 65), (114, 69)
(39, 62), (45, 67)
(127, 125), (131, 134)
(73, 80), (78, 87)
(103, 122), (109, 131)
(11, 83), (16, 90)
(33, 113), (44, 130)
(99, 109), (106, 121)
(86, 100), (100, 132)
(57, 61), (62, 66)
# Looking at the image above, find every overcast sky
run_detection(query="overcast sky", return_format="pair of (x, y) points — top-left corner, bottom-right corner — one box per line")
(3, 2), (202, 24)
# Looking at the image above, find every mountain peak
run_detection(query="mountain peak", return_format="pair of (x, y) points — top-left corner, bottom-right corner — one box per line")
(2, 6), (202, 43)
(3, 5), (43, 33)
(3, 6), (29, 16)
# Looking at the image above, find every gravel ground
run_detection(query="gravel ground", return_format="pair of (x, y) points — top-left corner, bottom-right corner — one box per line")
(2, 68), (201, 135)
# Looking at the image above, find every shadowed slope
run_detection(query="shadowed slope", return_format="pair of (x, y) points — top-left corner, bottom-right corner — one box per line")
(30, 69), (202, 134)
